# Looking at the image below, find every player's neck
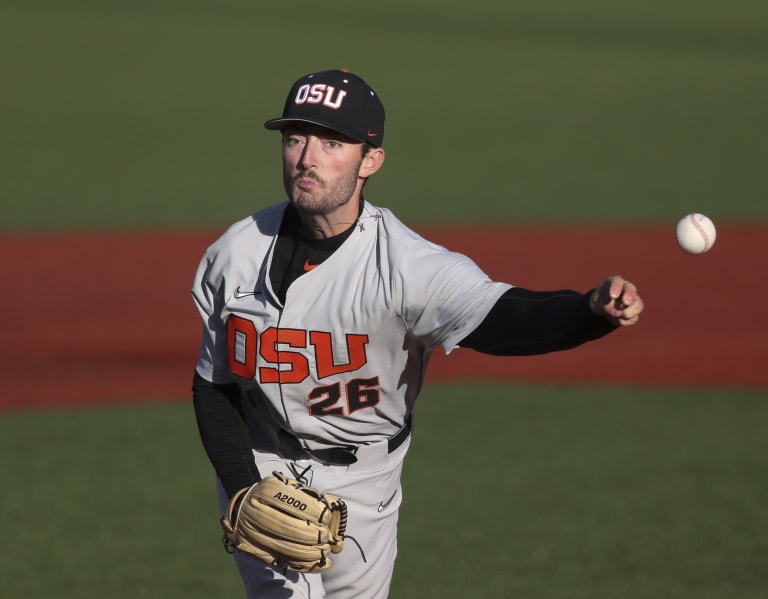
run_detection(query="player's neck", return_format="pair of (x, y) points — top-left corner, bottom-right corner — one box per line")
(297, 199), (363, 239)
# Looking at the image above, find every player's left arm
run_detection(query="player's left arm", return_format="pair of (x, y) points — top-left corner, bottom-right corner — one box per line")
(588, 275), (643, 327)
(459, 275), (643, 356)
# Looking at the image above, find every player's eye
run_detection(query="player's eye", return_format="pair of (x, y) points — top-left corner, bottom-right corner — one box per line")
(284, 135), (305, 147)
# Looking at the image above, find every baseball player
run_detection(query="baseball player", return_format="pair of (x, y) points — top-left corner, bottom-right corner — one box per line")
(191, 69), (644, 598)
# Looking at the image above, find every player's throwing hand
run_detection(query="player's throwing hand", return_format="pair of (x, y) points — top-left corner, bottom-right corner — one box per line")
(590, 275), (644, 326)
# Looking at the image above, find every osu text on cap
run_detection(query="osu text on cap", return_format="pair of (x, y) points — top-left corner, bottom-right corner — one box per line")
(294, 84), (348, 110)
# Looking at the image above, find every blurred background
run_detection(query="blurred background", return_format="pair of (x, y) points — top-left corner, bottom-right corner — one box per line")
(3, 0), (767, 230)
(2, 1), (767, 598)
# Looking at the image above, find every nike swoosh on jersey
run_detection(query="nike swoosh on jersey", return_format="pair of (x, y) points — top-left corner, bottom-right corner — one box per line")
(303, 259), (320, 271)
(233, 286), (260, 299)
(378, 489), (398, 512)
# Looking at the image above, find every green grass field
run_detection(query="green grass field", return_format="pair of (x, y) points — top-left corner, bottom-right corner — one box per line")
(2, 0), (767, 229)
(2, 1), (767, 597)
(2, 385), (767, 598)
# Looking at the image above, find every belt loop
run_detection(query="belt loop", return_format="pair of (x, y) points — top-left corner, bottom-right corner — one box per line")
(388, 413), (412, 453)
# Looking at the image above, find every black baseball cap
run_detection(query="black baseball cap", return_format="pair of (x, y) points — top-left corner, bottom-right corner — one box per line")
(264, 69), (385, 147)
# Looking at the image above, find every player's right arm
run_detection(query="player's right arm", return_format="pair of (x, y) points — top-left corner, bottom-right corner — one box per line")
(191, 371), (261, 499)
(190, 233), (267, 499)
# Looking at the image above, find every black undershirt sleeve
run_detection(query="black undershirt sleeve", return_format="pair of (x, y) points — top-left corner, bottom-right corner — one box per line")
(191, 371), (260, 499)
(459, 287), (617, 356)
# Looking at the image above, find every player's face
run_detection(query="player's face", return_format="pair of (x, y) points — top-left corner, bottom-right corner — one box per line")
(281, 125), (366, 217)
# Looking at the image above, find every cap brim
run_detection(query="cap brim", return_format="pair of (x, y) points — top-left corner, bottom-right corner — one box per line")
(263, 118), (365, 143)
(263, 117), (300, 131)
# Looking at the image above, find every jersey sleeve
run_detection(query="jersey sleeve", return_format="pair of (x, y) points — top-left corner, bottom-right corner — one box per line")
(190, 207), (285, 384)
(392, 236), (512, 354)
(191, 249), (235, 384)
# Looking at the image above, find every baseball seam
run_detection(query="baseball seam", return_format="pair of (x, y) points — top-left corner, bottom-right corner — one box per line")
(690, 214), (711, 251)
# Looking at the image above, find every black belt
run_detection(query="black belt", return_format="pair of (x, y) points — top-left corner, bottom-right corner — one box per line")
(277, 414), (412, 466)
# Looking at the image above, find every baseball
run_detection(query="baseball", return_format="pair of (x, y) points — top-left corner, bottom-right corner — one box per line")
(676, 213), (716, 254)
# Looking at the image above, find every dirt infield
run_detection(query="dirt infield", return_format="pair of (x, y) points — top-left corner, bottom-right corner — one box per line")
(1, 224), (765, 411)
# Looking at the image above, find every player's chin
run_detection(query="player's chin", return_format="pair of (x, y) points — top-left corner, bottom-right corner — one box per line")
(291, 194), (327, 215)
(290, 188), (316, 205)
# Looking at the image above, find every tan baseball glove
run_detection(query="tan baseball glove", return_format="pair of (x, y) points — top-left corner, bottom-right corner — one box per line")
(221, 471), (348, 573)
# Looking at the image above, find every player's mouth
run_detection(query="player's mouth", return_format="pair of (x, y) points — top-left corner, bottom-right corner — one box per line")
(295, 172), (323, 190)
(297, 179), (316, 191)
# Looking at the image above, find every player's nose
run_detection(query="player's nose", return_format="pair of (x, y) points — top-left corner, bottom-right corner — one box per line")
(299, 138), (320, 170)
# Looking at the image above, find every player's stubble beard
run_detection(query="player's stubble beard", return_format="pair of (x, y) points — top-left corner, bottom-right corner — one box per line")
(283, 161), (362, 217)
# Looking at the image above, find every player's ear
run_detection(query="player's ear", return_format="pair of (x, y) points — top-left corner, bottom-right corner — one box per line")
(359, 146), (385, 178)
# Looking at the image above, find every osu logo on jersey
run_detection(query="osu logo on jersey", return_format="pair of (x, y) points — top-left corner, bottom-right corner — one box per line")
(227, 316), (380, 416)
(227, 316), (369, 383)
(294, 83), (347, 110)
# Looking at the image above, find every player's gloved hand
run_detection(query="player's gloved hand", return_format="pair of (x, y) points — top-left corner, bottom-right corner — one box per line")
(221, 471), (348, 573)
(590, 275), (643, 327)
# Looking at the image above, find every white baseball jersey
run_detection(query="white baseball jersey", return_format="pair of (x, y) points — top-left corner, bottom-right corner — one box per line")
(192, 200), (511, 451)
